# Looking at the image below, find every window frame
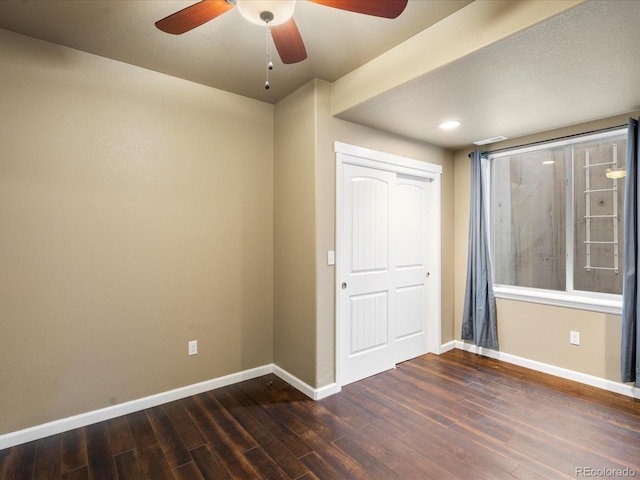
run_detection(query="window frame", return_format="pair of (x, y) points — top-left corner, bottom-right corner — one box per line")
(488, 128), (627, 315)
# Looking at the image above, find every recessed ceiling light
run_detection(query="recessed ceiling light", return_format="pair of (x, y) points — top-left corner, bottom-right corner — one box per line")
(439, 120), (461, 130)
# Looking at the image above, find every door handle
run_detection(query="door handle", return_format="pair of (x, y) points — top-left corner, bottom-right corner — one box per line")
(341, 282), (347, 290)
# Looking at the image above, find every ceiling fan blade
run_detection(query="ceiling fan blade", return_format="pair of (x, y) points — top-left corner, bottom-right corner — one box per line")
(271, 18), (308, 64)
(308, 0), (408, 19)
(155, 0), (234, 35)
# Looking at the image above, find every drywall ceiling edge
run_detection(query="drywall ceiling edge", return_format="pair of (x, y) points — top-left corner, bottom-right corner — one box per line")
(329, 0), (586, 117)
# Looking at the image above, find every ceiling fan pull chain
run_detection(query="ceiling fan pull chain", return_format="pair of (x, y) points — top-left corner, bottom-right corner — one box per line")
(265, 21), (273, 90)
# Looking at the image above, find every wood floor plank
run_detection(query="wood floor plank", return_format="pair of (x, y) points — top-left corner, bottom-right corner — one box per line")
(232, 382), (313, 459)
(214, 386), (309, 480)
(1, 441), (37, 480)
(126, 410), (157, 452)
(243, 446), (291, 480)
(465, 394), (639, 475)
(299, 451), (354, 480)
(293, 472), (321, 480)
(173, 461), (205, 480)
(184, 394), (260, 479)
(0, 448), (10, 480)
(474, 382), (640, 468)
(194, 392), (257, 453)
(242, 384), (344, 445)
(331, 436), (401, 480)
(448, 419), (572, 480)
(1, 350), (639, 480)
(346, 379), (443, 437)
(84, 423), (117, 480)
(146, 405), (192, 469)
(316, 390), (378, 430)
(61, 428), (87, 474)
(113, 450), (146, 480)
(60, 466), (89, 480)
(287, 426), (377, 480)
(356, 422), (461, 480)
(364, 369), (459, 427)
(189, 445), (232, 480)
(126, 410), (175, 480)
(162, 399), (207, 451)
(106, 415), (136, 456)
(33, 434), (61, 480)
(510, 464), (555, 480)
(382, 396), (495, 475)
(400, 425), (515, 480)
(132, 445), (175, 480)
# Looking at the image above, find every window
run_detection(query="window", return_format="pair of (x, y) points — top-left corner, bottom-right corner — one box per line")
(489, 128), (626, 314)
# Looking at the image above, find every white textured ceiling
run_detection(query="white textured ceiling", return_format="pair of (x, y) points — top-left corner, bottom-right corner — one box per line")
(336, 0), (640, 148)
(1, 0), (639, 149)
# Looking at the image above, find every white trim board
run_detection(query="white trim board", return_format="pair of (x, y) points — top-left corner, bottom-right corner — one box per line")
(449, 340), (639, 400)
(334, 142), (442, 179)
(5, 345), (635, 450)
(0, 364), (336, 450)
(273, 366), (340, 401)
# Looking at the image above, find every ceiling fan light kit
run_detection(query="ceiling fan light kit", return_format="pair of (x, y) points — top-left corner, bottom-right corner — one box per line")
(155, 0), (408, 89)
(235, 0), (296, 26)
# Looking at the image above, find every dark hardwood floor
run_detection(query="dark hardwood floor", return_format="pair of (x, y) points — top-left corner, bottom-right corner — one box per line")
(2, 349), (639, 479)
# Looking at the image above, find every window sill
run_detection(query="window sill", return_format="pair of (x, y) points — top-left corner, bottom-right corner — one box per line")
(493, 285), (622, 316)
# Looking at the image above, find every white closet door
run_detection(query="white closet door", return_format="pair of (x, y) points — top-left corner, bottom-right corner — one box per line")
(340, 163), (396, 385)
(393, 174), (429, 364)
(339, 164), (430, 385)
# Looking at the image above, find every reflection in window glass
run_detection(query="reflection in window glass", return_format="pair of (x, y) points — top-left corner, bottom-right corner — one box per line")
(492, 148), (566, 290)
(490, 130), (626, 296)
(573, 138), (626, 295)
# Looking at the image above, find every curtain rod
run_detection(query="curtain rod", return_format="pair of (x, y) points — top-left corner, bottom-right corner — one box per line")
(483, 123), (628, 156)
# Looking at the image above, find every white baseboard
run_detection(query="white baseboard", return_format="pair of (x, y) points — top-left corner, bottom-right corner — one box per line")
(5, 346), (636, 450)
(451, 340), (639, 400)
(0, 364), (273, 450)
(439, 340), (457, 353)
(0, 363), (342, 450)
(272, 365), (341, 400)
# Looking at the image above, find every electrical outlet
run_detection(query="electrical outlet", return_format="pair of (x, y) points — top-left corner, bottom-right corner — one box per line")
(570, 331), (580, 346)
(188, 340), (198, 356)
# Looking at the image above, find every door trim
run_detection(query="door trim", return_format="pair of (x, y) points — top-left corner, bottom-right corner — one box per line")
(335, 142), (442, 387)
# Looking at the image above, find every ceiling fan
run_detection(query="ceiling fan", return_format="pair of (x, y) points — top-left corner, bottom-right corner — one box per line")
(155, 0), (409, 65)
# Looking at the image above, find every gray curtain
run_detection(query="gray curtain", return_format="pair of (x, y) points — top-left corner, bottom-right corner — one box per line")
(621, 117), (639, 385)
(462, 150), (498, 348)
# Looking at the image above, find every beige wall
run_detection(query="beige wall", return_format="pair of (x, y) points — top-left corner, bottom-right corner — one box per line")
(273, 82), (318, 386)
(454, 112), (639, 382)
(273, 79), (454, 388)
(0, 30), (274, 434)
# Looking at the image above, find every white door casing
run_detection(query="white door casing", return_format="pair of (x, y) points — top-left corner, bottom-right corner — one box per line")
(335, 142), (442, 387)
